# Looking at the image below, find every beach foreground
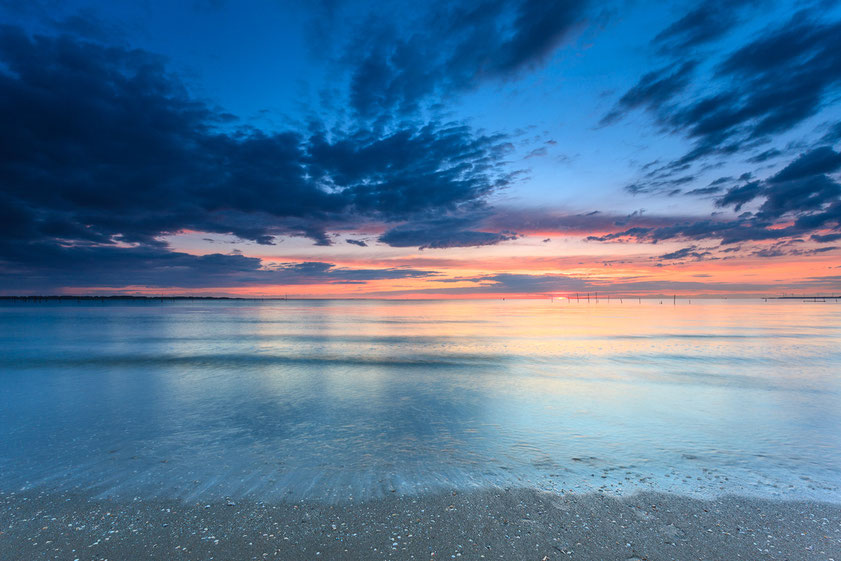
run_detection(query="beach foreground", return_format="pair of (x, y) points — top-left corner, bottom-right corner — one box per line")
(2, 488), (839, 560)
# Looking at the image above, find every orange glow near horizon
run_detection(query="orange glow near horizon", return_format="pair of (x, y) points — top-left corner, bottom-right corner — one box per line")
(61, 252), (841, 298)
(45, 231), (838, 298)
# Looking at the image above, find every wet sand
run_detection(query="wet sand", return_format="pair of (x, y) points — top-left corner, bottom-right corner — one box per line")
(1, 488), (839, 560)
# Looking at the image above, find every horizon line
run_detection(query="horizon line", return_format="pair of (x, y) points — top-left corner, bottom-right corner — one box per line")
(3, 294), (840, 302)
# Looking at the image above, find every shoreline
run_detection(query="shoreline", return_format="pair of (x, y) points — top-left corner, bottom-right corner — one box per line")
(2, 487), (839, 560)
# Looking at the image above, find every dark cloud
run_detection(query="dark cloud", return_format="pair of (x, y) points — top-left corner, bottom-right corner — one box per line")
(709, 176), (734, 186)
(652, 0), (760, 53)
(757, 174), (841, 220)
(674, 12), (841, 160)
(500, 144), (841, 252)
(608, 8), (841, 186)
(624, 173), (696, 195)
(0, 240), (438, 291)
(265, 261), (438, 284)
(794, 199), (841, 232)
(0, 24), (332, 247)
(820, 122), (841, 143)
(525, 146), (548, 159)
(715, 181), (763, 211)
(658, 245), (712, 261)
(0, 24), (518, 288)
(378, 215), (519, 250)
(307, 123), (515, 217)
(601, 61), (697, 126)
(586, 218), (802, 246)
(586, 226), (653, 242)
(769, 146), (841, 183)
(753, 246), (788, 257)
(0, 243), (266, 291)
(481, 208), (700, 236)
(749, 239), (840, 258)
(715, 147), (841, 219)
(595, 145), (841, 251)
(747, 148), (782, 163)
(346, 239), (368, 247)
(684, 186), (722, 196)
(346, 0), (591, 118)
(812, 233), (841, 243)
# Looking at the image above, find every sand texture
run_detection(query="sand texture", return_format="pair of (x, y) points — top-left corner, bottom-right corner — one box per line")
(2, 487), (840, 560)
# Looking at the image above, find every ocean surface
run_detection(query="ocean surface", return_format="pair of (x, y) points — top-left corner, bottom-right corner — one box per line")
(1, 299), (840, 503)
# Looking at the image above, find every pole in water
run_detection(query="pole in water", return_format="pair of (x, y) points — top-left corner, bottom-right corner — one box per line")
(673, 294), (676, 305)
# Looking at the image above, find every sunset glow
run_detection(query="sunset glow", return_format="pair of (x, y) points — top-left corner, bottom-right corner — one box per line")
(1, 1), (840, 297)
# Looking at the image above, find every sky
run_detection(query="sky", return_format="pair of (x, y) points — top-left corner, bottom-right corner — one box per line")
(1, 0), (841, 298)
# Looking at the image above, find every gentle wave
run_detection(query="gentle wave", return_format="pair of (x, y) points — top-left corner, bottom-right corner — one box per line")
(0, 352), (511, 370)
(2, 299), (840, 504)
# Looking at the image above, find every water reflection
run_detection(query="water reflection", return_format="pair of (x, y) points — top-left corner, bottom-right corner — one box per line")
(0, 299), (839, 502)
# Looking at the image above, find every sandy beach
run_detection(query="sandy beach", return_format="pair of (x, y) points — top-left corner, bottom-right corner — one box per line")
(2, 487), (839, 560)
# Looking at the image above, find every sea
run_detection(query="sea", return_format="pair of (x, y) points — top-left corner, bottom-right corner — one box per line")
(1, 299), (839, 503)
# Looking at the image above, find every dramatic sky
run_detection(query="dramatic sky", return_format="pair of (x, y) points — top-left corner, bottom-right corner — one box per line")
(2, 0), (841, 297)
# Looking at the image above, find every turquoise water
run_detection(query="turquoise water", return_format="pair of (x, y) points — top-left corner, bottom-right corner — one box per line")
(1, 299), (839, 502)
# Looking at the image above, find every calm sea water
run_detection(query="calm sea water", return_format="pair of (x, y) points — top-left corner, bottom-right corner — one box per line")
(1, 299), (840, 503)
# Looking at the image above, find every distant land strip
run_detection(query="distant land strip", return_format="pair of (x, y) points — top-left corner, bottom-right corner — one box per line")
(1, 295), (840, 302)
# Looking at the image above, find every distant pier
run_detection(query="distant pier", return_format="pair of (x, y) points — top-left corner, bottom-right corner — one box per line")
(771, 295), (839, 302)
